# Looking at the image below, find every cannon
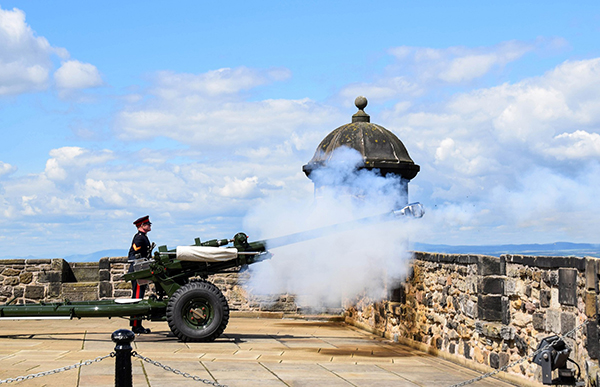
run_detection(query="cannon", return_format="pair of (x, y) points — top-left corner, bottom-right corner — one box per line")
(0, 203), (423, 342)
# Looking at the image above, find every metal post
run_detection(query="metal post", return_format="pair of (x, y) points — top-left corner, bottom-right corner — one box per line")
(111, 329), (135, 387)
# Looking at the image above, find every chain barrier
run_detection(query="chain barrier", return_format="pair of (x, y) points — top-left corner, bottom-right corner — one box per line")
(0, 352), (115, 384)
(447, 318), (590, 387)
(133, 352), (228, 387)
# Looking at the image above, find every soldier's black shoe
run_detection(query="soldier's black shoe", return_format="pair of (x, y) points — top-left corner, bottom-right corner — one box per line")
(132, 327), (151, 334)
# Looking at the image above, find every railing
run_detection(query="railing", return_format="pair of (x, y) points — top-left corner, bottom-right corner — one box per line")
(0, 329), (228, 387)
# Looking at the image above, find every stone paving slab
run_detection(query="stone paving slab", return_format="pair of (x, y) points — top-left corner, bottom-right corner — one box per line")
(0, 317), (519, 386)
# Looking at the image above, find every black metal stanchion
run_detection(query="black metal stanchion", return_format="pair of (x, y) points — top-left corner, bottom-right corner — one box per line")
(111, 329), (135, 387)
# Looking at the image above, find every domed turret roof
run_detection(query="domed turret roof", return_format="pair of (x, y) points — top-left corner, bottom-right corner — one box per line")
(303, 96), (420, 180)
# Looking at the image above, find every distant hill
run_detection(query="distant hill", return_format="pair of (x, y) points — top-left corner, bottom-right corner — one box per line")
(413, 242), (600, 258)
(0, 249), (128, 262)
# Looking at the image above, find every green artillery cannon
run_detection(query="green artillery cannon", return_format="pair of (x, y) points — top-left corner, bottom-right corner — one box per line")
(0, 203), (423, 342)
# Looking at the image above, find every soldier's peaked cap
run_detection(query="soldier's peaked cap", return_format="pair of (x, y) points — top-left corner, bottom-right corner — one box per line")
(133, 215), (151, 226)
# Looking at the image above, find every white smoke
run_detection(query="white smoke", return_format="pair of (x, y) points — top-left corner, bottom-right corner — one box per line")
(243, 147), (417, 311)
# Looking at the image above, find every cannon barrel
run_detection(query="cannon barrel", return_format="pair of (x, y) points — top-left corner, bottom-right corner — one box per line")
(259, 202), (424, 249)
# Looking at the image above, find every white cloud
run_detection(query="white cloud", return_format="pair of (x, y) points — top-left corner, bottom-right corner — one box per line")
(378, 56), (600, 244)
(387, 40), (534, 84)
(0, 7), (51, 94)
(218, 176), (261, 198)
(116, 67), (343, 149)
(0, 6), (69, 95)
(546, 130), (600, 160)
(0, 161), (16, 177)
(44, 147), (114, 182)
(0, 6), (103, 96)
(338, 77), (422, 104)
(150, 67), (291, 99)
(54, 60), (103, 89)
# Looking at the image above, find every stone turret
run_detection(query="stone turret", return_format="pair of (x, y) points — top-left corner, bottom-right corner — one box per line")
(302, 96), (420, 202)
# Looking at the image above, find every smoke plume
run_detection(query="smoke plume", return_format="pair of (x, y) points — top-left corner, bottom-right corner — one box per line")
(243, 147), (418, 311)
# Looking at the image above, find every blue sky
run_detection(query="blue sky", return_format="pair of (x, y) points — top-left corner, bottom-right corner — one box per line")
(1, 1), (600, 257)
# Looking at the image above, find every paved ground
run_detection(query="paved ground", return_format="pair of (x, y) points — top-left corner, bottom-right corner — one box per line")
(0, 316), (518, 387)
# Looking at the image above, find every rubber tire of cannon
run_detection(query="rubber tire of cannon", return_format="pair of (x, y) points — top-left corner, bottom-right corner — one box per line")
(166, 281), (230, 342)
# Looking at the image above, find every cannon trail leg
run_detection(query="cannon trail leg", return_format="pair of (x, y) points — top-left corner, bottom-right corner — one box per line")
(166, 281), (230, 342)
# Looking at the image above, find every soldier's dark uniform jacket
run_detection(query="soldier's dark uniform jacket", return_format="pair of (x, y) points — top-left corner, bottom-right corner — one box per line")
(128, 215), (152, 333)
(128, 231), (151, 261)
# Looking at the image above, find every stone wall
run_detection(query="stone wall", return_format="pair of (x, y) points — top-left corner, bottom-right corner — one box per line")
(0, 258), (298, 313)
(344, 252), (599, 386)
(3, 252), (596, 385)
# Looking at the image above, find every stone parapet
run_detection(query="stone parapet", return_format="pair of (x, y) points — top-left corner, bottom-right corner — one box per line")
(345, 252), (599, 386)
(0, 257), (298, 312)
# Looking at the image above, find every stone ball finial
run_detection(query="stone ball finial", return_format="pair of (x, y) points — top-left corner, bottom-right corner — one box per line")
(355, 96), (368, 111)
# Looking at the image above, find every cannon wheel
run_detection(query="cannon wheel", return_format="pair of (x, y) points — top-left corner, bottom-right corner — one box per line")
(166, 281), (229, 342)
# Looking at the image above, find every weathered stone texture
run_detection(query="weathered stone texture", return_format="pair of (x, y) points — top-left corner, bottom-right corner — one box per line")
(24, 285), (44, 299)
(345, 253), (598, 385)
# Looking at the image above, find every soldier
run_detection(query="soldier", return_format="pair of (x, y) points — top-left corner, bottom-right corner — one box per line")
(128, 215), (153, 334)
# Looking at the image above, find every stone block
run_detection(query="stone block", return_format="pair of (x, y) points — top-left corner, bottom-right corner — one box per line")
(478, 256), (505, 276)
(61, 283), (98, 301)
(524, 302), (536, 313)
(2, 268), (20, 276)
(13, 287), (23, 297)
(99, 269), (110, 281)
(99, 257), (110, 270)
(38, 271), (62, 283)
(499, 352), (509, 368)
(489, 352), (499, 369)
(561, 312), (576, 335)
(540, 289), (551, 308)
(514, 335), (527, 356)
(0, 259), (25, 264)
(551, 288), (560, 308)
(586, 258), (598, 291)
(500, 326), (515, 341)
(533, 313), (545, 331)
(48, 283), (61, 298)
(70, 263), (99, 282)
(477, 295), (509, 324)
(479, 276), (505, 295)
(26, 259), (51, 265)
(464, 341), (471, 359)
(586, 291), (597, 318)
(481, 323), (501, 339)
(4, 277), (18, 286)
(558, 268), (577, 306)
(19, 272), (33, 284)
(587, 322), (599, 359)
(114, 290), (132, 297)
(51, 258), (65, 271)
(0, 285), (11, 297)
(504, 279), (516, 296)
(436, 337), (442, 349)
(25, 285), (44, 299)
(26, 265), (50, 272)
(546, 309), (561, 333)
(512, 312), (532, 328)
(464, 299), (476, 318)
(99, 282), (112, 298)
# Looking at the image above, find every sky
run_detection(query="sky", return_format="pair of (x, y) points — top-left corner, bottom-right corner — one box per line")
(1, 1), (600, 258)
